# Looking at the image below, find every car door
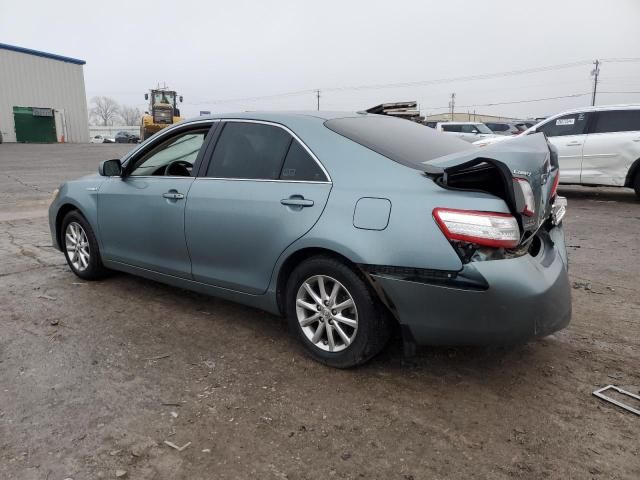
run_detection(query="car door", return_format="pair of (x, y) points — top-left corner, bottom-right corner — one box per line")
(535, 112), (592, 183)
(581, 109), (640, 186)
(185, 120), (332, 294)
(98, 122), (215, 278)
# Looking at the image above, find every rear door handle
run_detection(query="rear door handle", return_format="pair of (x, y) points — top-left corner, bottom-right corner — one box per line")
(566, 141), (582, 146)
(163, 191), (184, 200)
(280, 197), (314, 207)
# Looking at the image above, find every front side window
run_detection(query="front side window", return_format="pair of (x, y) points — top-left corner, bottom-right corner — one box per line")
(207, 122), (292, 179)
(592, 110), (640, 134)
(129, 128), (208, 176)
(537, 113), (589, 137)
(441, 124), (462, 132)
(279, 140), (327, 182)
(460, 125), (476, 133)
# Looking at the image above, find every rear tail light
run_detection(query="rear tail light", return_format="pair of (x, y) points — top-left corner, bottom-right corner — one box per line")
(550, 170), (560, 199)
(513, 178), (535, 216)
(433, 208), (520, 249)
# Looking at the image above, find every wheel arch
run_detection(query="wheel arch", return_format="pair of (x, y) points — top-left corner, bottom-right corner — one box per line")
(274, 246), (397, 324)
(275, 247), (357, 316)
(55, 203), (87, 249)
(624, 157), (640, 188)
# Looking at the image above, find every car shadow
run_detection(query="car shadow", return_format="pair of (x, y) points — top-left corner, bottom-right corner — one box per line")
(558, 185), (638, 204)
(101, 270), (563, 386)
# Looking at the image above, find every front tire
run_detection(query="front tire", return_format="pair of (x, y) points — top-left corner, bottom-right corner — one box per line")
(61, 211), (109, 280)
(286, 256), (391, 368)
(634, 171), (640, 199)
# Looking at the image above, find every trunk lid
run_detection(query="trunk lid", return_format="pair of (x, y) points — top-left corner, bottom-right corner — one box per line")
(422, 133), (558, 244)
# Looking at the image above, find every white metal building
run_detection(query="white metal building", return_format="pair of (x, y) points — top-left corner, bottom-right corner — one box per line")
(0, 43), (89, 143)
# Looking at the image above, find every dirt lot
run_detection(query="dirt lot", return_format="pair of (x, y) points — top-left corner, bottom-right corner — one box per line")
(1, 143), (638, 480)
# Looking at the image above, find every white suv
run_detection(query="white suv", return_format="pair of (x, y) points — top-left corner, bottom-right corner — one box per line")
(434, 122), (499, 143)
(475, 105), (640, 198)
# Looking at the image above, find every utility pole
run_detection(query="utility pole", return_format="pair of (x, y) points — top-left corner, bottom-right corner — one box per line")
(316, 89), (320, 111)
(591, 59), (600, 106)
(449, 93), (456, 120)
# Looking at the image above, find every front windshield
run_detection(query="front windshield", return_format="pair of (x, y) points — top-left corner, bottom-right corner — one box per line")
(153, 91), (176, 106)
(475, 124), (493, 134)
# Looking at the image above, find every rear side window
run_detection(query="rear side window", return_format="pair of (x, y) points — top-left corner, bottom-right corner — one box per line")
(325, 115), (472, 169)
(489, 123), (509, 132)
(207, 122), (291, 179)
(537, 113), (590, 137)
(592, 110), (640, 134)
(280, 140), (327, 182)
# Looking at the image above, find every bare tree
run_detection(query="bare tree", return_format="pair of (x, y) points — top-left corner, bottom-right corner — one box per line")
(119, 105), (143, 126)
(90, 96), (120, 126)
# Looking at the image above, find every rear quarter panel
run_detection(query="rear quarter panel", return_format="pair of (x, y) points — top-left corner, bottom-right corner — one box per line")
(267, 117), (512, 293)
(581, 131), (640, 186)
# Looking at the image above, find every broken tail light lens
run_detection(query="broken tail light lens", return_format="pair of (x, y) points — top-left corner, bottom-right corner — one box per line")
(433, 208), (520, 249)
(513, 178), (535, 217)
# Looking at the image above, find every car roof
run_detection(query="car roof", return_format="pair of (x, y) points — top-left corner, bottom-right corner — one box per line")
(437, 121), (483, 125)
(549, 103), (640, 116)
(526, 103), (640, 132)
(184, 111), (368, 125)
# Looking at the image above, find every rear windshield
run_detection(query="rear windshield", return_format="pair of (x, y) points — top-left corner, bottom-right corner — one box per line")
(324, 115), (472, 169)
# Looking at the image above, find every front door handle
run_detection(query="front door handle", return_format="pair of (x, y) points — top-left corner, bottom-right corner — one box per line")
(163, 191), (184, 200)
(280, 197), (314, 207)
(566, 141), (582, 146)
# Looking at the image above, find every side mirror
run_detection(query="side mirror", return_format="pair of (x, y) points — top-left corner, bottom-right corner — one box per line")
(99, 159), (122, 177)
(144, 93), (149, 100)
(179, 95), (183, 103)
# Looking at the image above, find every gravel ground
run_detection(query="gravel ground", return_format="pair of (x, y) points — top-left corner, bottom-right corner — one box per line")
(1, 144), (639, 480)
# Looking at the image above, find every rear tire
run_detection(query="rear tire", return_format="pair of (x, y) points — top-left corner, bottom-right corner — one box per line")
(286, 255), (391, 368)
(634, 171), (640, 199)
(61, 211), (109, 280)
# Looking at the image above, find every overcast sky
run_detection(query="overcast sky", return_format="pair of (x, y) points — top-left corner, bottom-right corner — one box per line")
(1, 0), (639, 119)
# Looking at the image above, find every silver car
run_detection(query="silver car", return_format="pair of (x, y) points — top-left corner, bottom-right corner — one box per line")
(49, 112), (571, 367)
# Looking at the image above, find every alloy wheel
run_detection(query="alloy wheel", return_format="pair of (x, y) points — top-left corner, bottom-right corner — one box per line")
(65, 222), (90, 271)
(295, 275), (358, 352)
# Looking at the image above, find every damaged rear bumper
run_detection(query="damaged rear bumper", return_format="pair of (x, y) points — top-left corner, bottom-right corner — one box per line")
(368, 224), (572, 345)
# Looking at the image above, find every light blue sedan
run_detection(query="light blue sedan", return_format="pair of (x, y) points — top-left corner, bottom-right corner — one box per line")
(49, 112), (571, 367)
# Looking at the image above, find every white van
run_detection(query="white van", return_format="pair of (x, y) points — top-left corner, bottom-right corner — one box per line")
(474, 105), (640, 198)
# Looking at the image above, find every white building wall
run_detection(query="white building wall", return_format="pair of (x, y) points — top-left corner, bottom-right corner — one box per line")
(0, 48), (89, 143)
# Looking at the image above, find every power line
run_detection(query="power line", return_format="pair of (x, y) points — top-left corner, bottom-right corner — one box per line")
(421, 93), (592, 112)
(184, 58), (640, 107)
(322, 61), (594, 93)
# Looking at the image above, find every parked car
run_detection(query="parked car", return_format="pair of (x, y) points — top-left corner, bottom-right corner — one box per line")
(515, 120), (537, 131)
(435, 122), (499, 142)
(485, 122), (522, 136)
(90, 135), (114, 144)
(115, 131), (140, 143)
(49, 112), (571, 367)
(474, 105), (640, 198)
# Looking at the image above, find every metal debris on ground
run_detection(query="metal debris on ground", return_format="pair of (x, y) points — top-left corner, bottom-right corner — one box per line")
(144, 353), (171, 360)
(164, 440), (191, 452)
(115, 470), (127, 478)
(592, 385), (640, 416)
(50, 319), (59, 326)
(38, 294), (57, 300)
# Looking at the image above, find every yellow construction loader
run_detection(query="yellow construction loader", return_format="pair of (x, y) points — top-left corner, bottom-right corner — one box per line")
(140, 87), (184, 140)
